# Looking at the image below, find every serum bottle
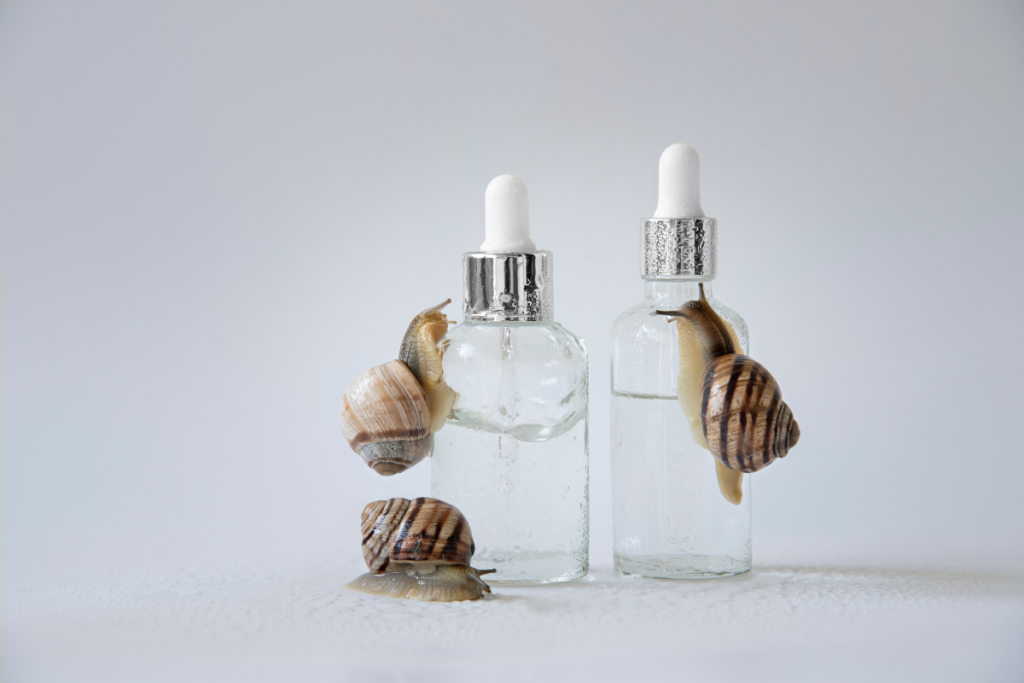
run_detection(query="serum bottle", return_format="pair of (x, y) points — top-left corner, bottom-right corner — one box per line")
(610, 144), (751, 578)
(431, 175), (590, 584)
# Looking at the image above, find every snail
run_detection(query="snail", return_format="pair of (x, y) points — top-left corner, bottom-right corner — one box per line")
(339, 300), (457, 475)
(657, 284), (799, 504)
(347, 497), (495, 602)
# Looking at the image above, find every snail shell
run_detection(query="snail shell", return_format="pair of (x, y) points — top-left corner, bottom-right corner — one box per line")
(347, 497), (494, 602)
(339, 300), (456, 475)
(701, 354), (800, 473)
(339, 360), (432, 475)
(359, 497), (475, 572)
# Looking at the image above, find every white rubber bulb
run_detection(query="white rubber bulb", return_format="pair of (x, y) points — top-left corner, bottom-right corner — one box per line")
(653, 143), (705, 219)
(481, 175), (537, 253)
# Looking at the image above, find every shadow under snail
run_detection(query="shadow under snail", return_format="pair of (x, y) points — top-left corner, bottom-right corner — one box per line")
(347, 497), (495, 602)
(339, 300), (456, 475)
(657, 284), (800, 505)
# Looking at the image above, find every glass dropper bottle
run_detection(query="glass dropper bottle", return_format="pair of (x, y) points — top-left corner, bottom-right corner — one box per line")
(610, 143), (751, 578)
(431, 175), (590, 584)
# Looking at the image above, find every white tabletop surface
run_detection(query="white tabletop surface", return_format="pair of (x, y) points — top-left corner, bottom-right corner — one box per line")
(5, 545), (1023, 683)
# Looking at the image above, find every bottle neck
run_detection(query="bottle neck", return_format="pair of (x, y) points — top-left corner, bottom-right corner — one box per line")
(643, 278), (712, 302)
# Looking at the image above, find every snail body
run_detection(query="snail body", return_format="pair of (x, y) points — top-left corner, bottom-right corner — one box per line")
(657, 287), (742, 450)
(347, 565), (491, 602)
(339, 300), (456, 475)
(657, 284), (799, 504)
(399, 300), (457, 434)
(347, 497), (494, 602)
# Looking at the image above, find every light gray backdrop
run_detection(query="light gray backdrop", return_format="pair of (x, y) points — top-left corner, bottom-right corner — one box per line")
(2, 0), (1023, 574)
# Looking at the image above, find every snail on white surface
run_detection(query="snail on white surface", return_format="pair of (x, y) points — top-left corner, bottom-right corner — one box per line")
(347, 497), (495, 602)
(657, 284), (799, 504)
(339, 300), (456, 475)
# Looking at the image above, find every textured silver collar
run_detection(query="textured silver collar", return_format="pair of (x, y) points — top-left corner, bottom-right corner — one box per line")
(641, 218), (717, 278)
(463, 251), (553, 322)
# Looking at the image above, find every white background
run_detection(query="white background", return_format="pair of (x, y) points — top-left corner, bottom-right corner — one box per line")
(2, 1), (1023, 677)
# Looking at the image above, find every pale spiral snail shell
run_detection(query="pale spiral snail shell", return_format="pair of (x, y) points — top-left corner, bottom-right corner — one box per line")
(339, 300), (456, 475)
(346, 497), (495, 602)
(657, 284), (800, 504)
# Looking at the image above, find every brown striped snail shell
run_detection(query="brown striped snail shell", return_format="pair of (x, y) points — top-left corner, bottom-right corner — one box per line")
(701, 354), (800, 473)
(347, 497), (495, 602)
(339, 300), (457, 475)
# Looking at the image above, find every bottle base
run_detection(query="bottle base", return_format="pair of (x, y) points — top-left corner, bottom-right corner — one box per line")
(476, 550), (589, 585)
(614, 553), (750, 579)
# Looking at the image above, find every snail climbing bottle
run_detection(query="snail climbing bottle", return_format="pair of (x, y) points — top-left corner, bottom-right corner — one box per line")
(610, 144), (751, 578)
(430, 175), (590, 584)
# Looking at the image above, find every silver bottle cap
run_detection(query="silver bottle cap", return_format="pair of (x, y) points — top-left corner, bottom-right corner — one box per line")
(463, 251), (553, 322)
(641, 217), (717, 279)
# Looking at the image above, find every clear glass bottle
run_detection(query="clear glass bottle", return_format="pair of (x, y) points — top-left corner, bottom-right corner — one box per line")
(431, 176), (590, 584)
(610, 143), (751, 578)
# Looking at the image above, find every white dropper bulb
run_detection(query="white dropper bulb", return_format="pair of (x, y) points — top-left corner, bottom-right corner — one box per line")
(481, 174), (537, 253)
(653, 143), (705, 219)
